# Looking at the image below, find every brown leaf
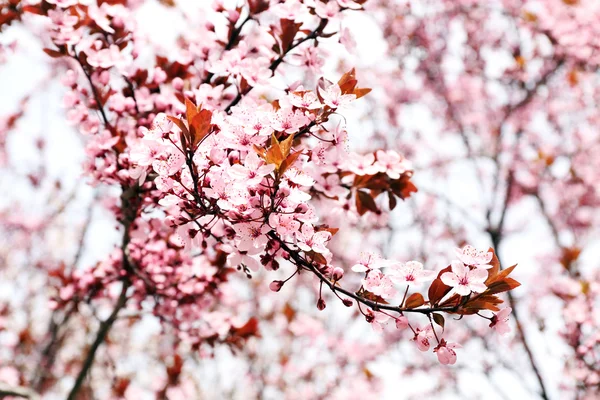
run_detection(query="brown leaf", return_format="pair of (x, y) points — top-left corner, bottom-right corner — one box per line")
(232, 317), (260, 338)
(485, 277), (521, 295)
(359, 289), (390, 305)
(405, 293), (425, 309)
(432, 313), (445, 331)
(265, 134), (285, 168)
(428, 266), (452, 305)
(280, 19), (302, 53)
(354, 87), (372, 99)
(462, 294), (504, 313)
(185, 98), (199, 124)
(279, 149), (302, 175)
(485, 247), (501, 283)
(356, 190), (378, 216)
(43, 48), (64, 58)
(279, 133), (295, 158)
(388, 191), (397, 210)
(190, 109), (213, 148)
(338, 68), (358, 94)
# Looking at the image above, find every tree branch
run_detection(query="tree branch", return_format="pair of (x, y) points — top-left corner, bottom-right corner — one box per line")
(65, 280), (129, 400)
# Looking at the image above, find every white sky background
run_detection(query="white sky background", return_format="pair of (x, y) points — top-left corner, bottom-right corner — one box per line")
(0, 1), (574, 399)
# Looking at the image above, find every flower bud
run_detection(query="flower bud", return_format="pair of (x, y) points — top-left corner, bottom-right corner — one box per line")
(317, 298), (326, 310)
(342, 299), (353, 307)
(269, 280), (283, 292)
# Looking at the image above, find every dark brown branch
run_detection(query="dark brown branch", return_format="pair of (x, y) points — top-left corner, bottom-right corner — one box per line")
(271, 232), (458, 315)
(65, 281), (129, 400)
(73, 53), (111, 129)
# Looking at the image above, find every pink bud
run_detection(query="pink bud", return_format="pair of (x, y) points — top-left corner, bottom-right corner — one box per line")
(332, 267), (344, 281)
(269, 280), (283, 292)
(317, 298), (326, 310)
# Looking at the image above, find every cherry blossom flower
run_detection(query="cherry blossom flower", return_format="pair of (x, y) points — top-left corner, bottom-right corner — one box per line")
(228, 152), (275, 186)
(289, 91), (322, 110)
(295, 224), (331, 254)
(346, 153), (380, 176)
(368, 310), (391, 332)
(490, 307), (513, 335)
(361, 270), (397, 299)
(374, 150), (412, 179)
(314, 173), (348, 198)
(434, 340), (461, 365)
(441, 260), (488, 296)
(270, 108), (310, 133)
(388, 261), (435, 285)
(413, 325), (435, 352)
(233, 222), (271, 251)
(455, 245), (493, 269)
(351, 252), (387, 272)
(315, 1), (340, 19)
(319, 84), (356, 109)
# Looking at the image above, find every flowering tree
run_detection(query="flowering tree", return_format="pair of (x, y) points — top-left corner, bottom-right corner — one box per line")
(1, 0), (597, 399)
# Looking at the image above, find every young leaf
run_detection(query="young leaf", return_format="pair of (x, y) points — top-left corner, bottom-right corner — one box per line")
(405, 293), (425, 309)
(356, 190), (378, 216)
(432, 313), (445, 331)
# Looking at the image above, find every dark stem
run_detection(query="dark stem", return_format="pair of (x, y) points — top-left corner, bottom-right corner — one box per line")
(72, 53), (111, 129)
(490, 233), (550, 400)
(65, 281), (129, 400)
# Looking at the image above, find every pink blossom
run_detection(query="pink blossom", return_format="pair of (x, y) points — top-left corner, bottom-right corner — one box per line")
(289, 91), (322, 110)
(228, 152), (275, 186)
(351, 252), (386, 272)
(369, 310), (391, 332)
(314, 173), (348, 198)
(490, 307), (512, 335)
(388, 261), (435, 285)
(413, 325), (435, 352)
(455, 245), (493, 269)
(361, 270), (397, 299)
(295, 224), (331, 254)
(319, 84), (356, 109)
(434, 340), (461, 365)
(441, 260), (488, 296)
(374, 150), (412, 179)
(271, 108), (310, 133)
(315, 1), (340, 19)
(346, 153), (380, 176)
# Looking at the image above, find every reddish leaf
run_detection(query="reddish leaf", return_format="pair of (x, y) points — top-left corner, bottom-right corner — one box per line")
(43, 48), (64, 58)
(428, 266), (452, 305)
(461, 294), (504, 313)
(356, 190), (378, 216)
(354, 87), (372, 99)
(338, 68), (358, 94)
(232, 317), (260, 338)
(485, 277), (521, 295)
(485, 247), (501, 283)
(190, 109), (213, 148)
(279, 149), (302, 175)
(432, 313), (445, 331)
(280, 19), (302, 52)
(359, 289), (389, 305)
(405, 293), (425, 309)
(388, 191), (398, 210)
